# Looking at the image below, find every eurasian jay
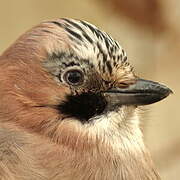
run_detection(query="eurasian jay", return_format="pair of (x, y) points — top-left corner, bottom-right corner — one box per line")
(0, 18), (172, 180)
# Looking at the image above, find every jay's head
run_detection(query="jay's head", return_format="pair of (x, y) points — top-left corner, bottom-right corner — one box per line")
(0, 18), (172, 150)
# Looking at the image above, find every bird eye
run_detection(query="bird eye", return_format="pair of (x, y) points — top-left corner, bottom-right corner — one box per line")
(63, 69), (84, 86)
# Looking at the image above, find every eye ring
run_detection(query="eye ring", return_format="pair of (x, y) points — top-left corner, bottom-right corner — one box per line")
(62, 68), (84, 86)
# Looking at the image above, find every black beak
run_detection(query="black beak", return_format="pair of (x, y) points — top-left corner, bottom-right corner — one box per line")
(103, 78), (172, 106)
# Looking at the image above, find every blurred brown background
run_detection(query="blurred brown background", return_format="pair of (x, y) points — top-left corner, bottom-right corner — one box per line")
(0, 0), (179, 179)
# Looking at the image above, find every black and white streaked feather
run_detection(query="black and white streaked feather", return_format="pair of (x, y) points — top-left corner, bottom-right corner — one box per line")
(42, 18), (132, 78)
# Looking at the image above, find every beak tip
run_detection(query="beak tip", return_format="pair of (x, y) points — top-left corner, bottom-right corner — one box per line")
(169, 89), (174, 94)
(162, 86), (173, 97)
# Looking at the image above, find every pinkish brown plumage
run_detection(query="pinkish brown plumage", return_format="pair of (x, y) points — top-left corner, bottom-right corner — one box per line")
(0, 18), (171, 180)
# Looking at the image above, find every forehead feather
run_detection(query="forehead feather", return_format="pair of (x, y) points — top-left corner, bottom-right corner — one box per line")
(41, 18), (133, 80)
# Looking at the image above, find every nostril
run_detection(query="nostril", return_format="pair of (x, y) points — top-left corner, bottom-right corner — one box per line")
(118, 79), (137, 89)
(118, 82), (130, 88)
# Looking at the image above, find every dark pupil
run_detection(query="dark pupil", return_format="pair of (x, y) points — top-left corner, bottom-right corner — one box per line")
(67, 70), (82, 84)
